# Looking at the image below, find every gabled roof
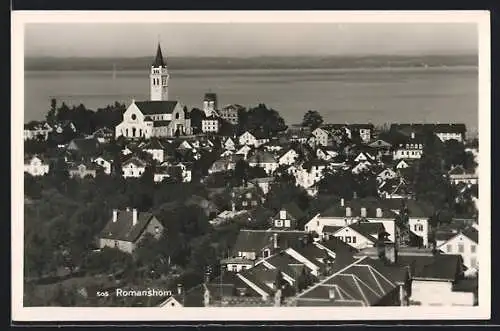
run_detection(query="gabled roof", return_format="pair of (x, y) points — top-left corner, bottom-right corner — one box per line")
(99, 210), (157, 242)
(397, 253), (463, 281)
(247, 151), (277, 164)
(448, 165), (473, 175)
(276, 202), (305, 221)
(346, 222), (386, 243)
(134, 101), (178, 115)
(230, 229), (306, 255)
(67, 138), (101, 155)
(122, 156), (147, 168)
(320, 198), (399, 219)
(141, 139), (165, 150)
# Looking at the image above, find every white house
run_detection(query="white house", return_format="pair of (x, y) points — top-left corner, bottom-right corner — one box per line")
(448, 165), (478, 186)
(332, 221), (384, 250)
(248, 151), (278, 176)
(438, 228), (478, 276)
(393, 133), (424, 160)
(141, 139), (166, 163)
(121, 156), (147, 178)
(24, 122), (53, 141)
(278, 149), (299, 166)
(354, 152), (376, 163)
(434, 124), (466, 143)
(311, 128), (330, 147)
(377, 168), (398, 184)
(316, 148), (338, 161)
(223, 137), (236, 151)
(235, 145), (252, 160)
(24, 155), (50, 176)
(395, 160), (410, 170)
(351, 161), (372, 175)
(239, 131), (258, 147)
(94, 156), (113, 175)
(202, 116), (220, 133)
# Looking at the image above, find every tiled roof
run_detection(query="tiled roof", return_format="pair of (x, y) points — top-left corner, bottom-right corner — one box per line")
(99, 210), (157, 242)
(231, 230), (306, 256)
(317, 237), (359, 255)
(460, 228), (478, 243)
(135, 101), (178, 115)
(347, 222), (386, 243)
(247, 151), (277, 164)
(320, 198), (399, 219)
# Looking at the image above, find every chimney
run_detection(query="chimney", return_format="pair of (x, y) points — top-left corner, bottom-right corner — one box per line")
(360, 207), (367, 218)
(345, 207), (352, 217)
(340, 198), (345, 207)
(132, 208), (138, 226)
(204, 271), (211, 284)
(177, 284), (183, 295)
(353, 192), (357, 199)
(411, 131), (415, 139)
(112, 209), (118, 223)
(273, 233), (278, 249)
(231, 201), (236, 213)
(328, 288), (336, 300)
(376, 208), (383, 218)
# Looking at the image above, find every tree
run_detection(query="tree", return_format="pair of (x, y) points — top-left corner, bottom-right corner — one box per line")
(301, 110), (323, 130)
(234, 159), (250, 186)
(189, 108), (205, 134)
(46, 98), (58, 124)
(241, 104), (287, 136)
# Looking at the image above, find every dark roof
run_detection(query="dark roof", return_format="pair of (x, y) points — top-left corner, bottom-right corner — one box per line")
(67, 138), (101, 155)
(99, 210), (157, 242)
(135, 101), (178, 115)
(277, 202), (305, 221)
(397, 254), (463, 281)
(452, 278), (478, 292)
(348, 222), (385, 242)
(230, 230), (306, 255)
(349, 124), (375, 130)
(152, 43), (166, 67)
(320, 198), (399, 219)
(318, 237), (359, 255)
(322, 226), (344, 234)
(204, 93), (217, 101)
(461, 228), (478, 243)
(141, 139), (165, 150)
(153, 120), (172, 127)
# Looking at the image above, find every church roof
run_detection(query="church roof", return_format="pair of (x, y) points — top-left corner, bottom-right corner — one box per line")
(135, 101), (178, 115)
(152, 43), (166, 67)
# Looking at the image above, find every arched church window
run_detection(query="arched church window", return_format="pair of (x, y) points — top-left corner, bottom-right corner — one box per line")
(175, 112), (180, 119)
(132, 127), (136, 137)
(131, 114), (137, 120)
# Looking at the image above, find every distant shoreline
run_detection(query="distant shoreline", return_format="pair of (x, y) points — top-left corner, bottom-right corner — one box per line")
(25, 54), (477, 71)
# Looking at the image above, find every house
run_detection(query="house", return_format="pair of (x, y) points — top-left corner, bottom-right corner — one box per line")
(219, 104), (242, 125)
(92, 127), (114, 143)
(68, 162), (101, 179)
(93, 156), (113, 175)
(249, 177), (274, 195)
(140, 139), (166, 163)
(332, 221), (387, 250)
(208, 154), (244, 174)
(66, 137), (101, 160)
(223, 137), (236, 151)
(177, 140), (193, 151)
(448, 165), (478, 186)
(121, 156), (147, 178)
(437, 227), (478, 277)
(378, 177), (413, 200)
(293, 159), (329, 190)
(392, 132), (424, 160)
(349, 124), (374, 143)
(24, 155), (50, 176)
(316, 148), (338, 161)
(351, 161), (372, 175)
(202, 92), (218, 117)
(239, 131), (258, 147)
(24, 121), (53, 140)
(304, 198), (399, 243)
(294, 255), (411, 307)
(368, 138), (392, 152)
(278, 148), (299, 166)
(395, 159), (411, 170)
(98, 208), (164, 253)
(202, 116), (220, 133)
(247, 151), (278, 175)
(311, 128), (331, 147)
(353, 151), (376, 163)
(231, 186), (266, 211)
(270, 203), (305, 230)
(263, 139), (284, 152)
(377, 168), (398, 184)
(235, 145), (252, 159)
(115, 44), (192, 139)
(434, 124), (467, 143)
(223, 229), (308, 271)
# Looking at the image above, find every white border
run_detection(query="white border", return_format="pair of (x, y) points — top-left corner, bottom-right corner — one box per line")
(12, 10), (491, 322)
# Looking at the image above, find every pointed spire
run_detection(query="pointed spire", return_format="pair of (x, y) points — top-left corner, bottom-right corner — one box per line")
(152, 42), (166, 67)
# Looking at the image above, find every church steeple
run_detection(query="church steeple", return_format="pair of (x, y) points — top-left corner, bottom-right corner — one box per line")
(152, 42), (166, 67)
(150, 42), (169, 101)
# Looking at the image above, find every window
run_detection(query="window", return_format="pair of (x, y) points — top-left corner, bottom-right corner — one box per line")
(471, 245), (477, 253)
(284, 219), (291, 228)
(231, 265), (237, 272)
(352, 236), (357, 243)
(346, 236), (352, 243)
(446, 244), (452, 253)
(175, 112), (180, 119)
(275, 220), (283, 227)
(241, 266), (247, 270)
(114, 240), (119, 248)
(458, 243), (464, 253)
(251, 200), (257, 206)
(242, 201), (248, 206)
(154, 226), (160, 234)
(470, 257), (478, 269)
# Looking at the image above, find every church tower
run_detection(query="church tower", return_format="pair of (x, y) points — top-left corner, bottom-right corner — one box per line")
(150, 43), (169, 101)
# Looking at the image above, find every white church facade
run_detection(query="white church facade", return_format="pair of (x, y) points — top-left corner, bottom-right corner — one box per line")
(115, 43), (192, 139)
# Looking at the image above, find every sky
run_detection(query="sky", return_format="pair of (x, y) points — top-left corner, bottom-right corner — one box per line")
(24, 23), (478, 58)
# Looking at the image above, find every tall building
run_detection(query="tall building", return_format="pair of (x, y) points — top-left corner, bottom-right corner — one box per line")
(150, 43), (169, 101)
(203, 93), (218, 117)
(115, 43), (192, 139)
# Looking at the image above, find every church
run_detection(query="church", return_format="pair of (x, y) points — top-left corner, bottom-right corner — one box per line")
(115, 43), (192, 139)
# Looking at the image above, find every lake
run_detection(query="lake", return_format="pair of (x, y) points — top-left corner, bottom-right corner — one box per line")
(24, 67), (479, 133)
